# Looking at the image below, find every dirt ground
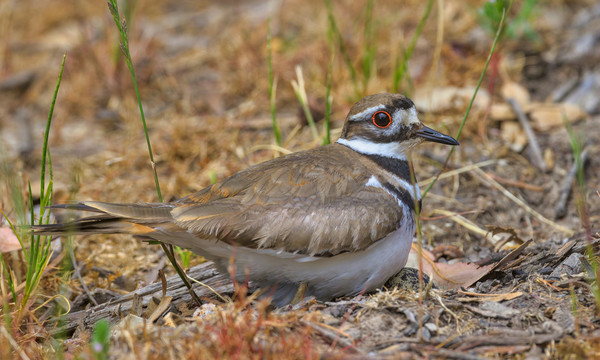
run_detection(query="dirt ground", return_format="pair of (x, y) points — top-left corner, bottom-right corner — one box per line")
(1, 0), (599, 358)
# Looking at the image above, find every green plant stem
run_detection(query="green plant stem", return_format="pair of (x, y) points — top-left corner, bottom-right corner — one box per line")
(40, 54), (66, 204)
(20, 55), (66, 308)
(108, 1), (162, 203)
(291, 66), (319, 140)
(421, 0), (512, 199)
(392, 0), (435, 93)
(107, 0), (201, 306)
(325, 0), (359, 97)
(322, 51), (334, 146)
(361, 0), (375, 95)
(267, 19), (281, 147)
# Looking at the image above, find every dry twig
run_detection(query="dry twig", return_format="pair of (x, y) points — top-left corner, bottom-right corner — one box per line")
(507, 98), (546, 172)
(69, 248), (98, 306)
(472, 168), (574, 236)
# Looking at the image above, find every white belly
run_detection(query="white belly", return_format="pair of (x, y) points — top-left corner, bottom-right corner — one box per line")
(155, 204), (415, 305)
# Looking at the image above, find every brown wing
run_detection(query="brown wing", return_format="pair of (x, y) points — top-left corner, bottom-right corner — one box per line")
(172, 143), (407, 256)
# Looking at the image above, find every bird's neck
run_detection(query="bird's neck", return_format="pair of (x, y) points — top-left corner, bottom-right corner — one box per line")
(336, 137), (409, 161)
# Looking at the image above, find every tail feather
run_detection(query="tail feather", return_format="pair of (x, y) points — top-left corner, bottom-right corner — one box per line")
(31, 201), (175, 237)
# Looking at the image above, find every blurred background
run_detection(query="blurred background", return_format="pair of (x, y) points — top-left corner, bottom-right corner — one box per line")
(0, 0), (599, 342)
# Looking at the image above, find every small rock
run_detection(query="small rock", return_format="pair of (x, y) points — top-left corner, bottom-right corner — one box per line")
(549, 308), (574, 334)
(480, 301), (520, 319)
(192, 303), (218, 320)
(112, 314), (145, 338)
(548, 253), (583, 279)
(424, 322), (438, 335)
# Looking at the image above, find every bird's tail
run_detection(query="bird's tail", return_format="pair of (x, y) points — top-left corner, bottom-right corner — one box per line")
(30, 201), (175, 237)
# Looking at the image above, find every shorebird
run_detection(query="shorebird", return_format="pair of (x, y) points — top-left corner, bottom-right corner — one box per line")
(33, 93), (459, 305)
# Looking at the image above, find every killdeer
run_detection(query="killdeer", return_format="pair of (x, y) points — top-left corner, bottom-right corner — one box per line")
(33, 93), (458, 305)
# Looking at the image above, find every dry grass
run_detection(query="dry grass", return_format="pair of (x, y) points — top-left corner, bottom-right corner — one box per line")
(1, 0), (599, 358)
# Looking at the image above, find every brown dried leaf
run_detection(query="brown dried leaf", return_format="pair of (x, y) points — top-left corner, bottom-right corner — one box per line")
(527, 102), (587, 131)
(491, 103), (516, 121)
(0, 227), (22, 253)
(407, 245), (494, 290)
(148, 295), (173, 323)
(407, 240), (531, 290)
(413, 86), (491, 113)
(501, 121), (528, 152)
(456, 290), (524, 302)
(501, 82), (531, 108)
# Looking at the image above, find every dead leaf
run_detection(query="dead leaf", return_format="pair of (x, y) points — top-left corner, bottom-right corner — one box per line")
(148, 295), (173, 323)
(407, 240), (532, 290)
(0, 227), (22, 253)
(501, 121), (528, 152)
(456, 290), (524, 302)
(491, 103), (516, 121)
(407, 245), (494, 290)
(544, 148), (555, 170)
(486, 240), (532, 272)
(527, 102), (587, 131)
(501, 82), (531, 108)
(413, 86), (491, 113)
(431, 244), (463, 261)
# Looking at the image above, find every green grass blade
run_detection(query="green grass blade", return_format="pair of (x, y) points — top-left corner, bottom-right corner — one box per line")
(361, 0), (375, 94)
(291, 66), (319, 140)
(0, 251), (17, 304)
(108, 0), (162, 202)
(267, 19), (282, 147)
(421, 0), (513, 199)
(91, 319), (110, 360)
(392, 0), (435, 93)
(325, 0), (359, 97)
(322, 50), (334, 146)
(107, 0), (201, 305)
(40, 54), (65, 203)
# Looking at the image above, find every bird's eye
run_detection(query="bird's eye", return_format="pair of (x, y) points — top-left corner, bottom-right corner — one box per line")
(372, 111), (392, 128)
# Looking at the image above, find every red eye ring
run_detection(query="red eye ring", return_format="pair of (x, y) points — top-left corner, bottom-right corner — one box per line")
(372, 111), (392, 128)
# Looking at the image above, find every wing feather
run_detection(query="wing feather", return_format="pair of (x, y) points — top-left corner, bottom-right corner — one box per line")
(172, 144), (408, 256)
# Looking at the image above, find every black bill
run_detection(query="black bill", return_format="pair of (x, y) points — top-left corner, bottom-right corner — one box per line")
(416, 125), (459, 146)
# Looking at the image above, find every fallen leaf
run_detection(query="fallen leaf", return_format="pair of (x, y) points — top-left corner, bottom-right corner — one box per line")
(0, 227), (22, 253)
(527, 102), (587, 131)
(148, 295), (173, 323)
(456, 290), (523, 302)
(490, 103), (516, 121)
(407, 240), (532, 290)
(407, 245), (494, 290)
(501, 121), (528, 152)
(501, 82), (531, 108)
(431, 244), (463, 260)
(413, 86), (491, 113)
(544, 148), (555, 170)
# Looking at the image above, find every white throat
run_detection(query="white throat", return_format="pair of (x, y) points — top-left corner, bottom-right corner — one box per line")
(336, 138), (409, 160)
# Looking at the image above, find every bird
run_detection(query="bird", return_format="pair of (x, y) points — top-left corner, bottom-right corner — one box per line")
(32, 93), (459, 306)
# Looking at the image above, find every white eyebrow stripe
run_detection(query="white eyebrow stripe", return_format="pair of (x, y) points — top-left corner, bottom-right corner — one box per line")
(348, 104), (386, 122)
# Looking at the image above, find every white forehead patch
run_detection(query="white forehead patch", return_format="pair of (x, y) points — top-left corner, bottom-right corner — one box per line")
(393, 106), (419, 127)
(348, 104), (386, 122)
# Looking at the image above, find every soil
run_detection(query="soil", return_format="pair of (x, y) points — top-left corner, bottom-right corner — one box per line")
(1, 0), (599, 358)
